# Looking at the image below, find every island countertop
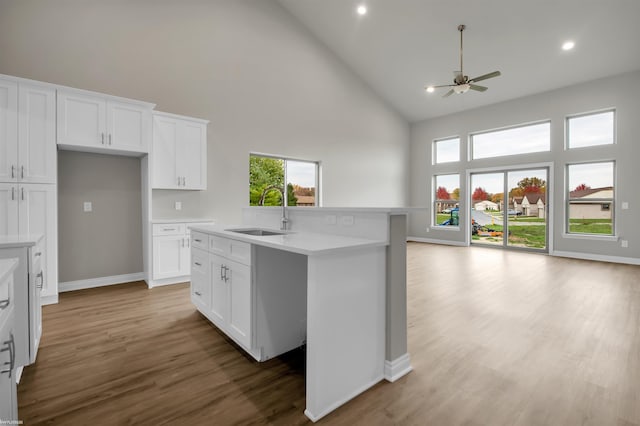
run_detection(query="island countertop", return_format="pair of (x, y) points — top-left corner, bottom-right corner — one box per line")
(0, 234), (43, 249)
(189, 224), (387, 256)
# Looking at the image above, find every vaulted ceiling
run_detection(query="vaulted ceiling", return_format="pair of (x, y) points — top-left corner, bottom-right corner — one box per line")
(278, 0), (640, 122)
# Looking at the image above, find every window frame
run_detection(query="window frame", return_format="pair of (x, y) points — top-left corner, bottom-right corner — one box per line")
(249, 153), (320, 207)
(565, 108), (616, 150)
(565, 161), (615, 237)
(432, 173), (460, 229)
(470, 120), (551, 160)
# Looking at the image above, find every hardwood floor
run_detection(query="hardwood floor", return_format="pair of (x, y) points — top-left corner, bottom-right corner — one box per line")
(18, 243), (640, 425)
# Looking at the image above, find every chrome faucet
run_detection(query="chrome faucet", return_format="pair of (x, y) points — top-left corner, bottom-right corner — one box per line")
(258, 185), (289, 230)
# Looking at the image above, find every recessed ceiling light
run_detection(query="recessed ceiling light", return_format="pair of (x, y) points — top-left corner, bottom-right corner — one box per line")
(425, 86), (435, 93)
(356, 4), (367, 15)
(562, 41), (575, 51)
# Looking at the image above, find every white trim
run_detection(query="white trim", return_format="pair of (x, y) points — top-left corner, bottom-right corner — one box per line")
(16, 366), (24, 383)
(407, 236), (468, 247)
(562, 233), (618, 242)
(41, 294), (59, 306)
(59, 272), (145, 293)
(430, 226), (460, 232)
(552, 250), (640, 265)
(304, 374), (384, 422)
(384, 353), (413, 382)
(147, 276), (190, 288)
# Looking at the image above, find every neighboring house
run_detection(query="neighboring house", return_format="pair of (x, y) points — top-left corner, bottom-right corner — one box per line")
(295, 195), (316, 206)
(435, 199), (459, 213)
(569, 187), (613, 220)
(474, 200), (499, 211)
(513, 193), (546, 218)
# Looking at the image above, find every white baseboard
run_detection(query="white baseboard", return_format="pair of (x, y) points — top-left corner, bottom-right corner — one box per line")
(407, 236), (468, 246)
(384, 353), (413, 382)
(147, 276), (190, 288)
(41, 294), (59, 305)
(552, 250), (640, 265)
(59, 272), (145, 293)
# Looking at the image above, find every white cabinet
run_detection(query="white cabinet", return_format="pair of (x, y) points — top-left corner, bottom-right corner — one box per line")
(57, 90), (152, 155)
(190, 247), (210, 312)
(151, 221), (212, 285)
(0, 259), (18, 423)
(0, 184), (56, 299)
(152, 112), (208, 190)
(0, 79), (56, 184)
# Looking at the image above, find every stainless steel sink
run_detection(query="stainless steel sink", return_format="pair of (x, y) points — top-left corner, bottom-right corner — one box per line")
(225, 228), (287, 236)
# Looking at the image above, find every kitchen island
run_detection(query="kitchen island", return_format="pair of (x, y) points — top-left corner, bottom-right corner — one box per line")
(190, 208), (411, 421)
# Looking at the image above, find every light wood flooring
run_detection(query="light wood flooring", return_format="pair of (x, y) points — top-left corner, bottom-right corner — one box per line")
(18, 243), (640, 425)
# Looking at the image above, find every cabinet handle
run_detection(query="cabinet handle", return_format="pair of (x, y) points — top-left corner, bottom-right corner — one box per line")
(0, 298), (9, 310)
(35, 252), (42, 257)
(109, 134), (112, 145)
(187, 239), (190, 248)
(195, 291), (202, 296)
(36, 270), (44, 289)
(101, 133), (105, 144)
(182, 177), (186, 186)
(194, 262), (201, 266)
(220, 265), (224, 280)
(21, 187), (24, 201)
(1, 333), (15, 378)
(177, 176), (181, 186)
(194, 239), (202, 243)
(11, 165), (15, 178)
(163, 227), (177, 231)
(21, 165), (24, 179)
(223, 266), (230, 283)
(11, 187), (15, 201)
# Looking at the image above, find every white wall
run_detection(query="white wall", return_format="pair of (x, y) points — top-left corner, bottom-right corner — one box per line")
(409, 71), (640, 261)
(0, 0), (410, 225)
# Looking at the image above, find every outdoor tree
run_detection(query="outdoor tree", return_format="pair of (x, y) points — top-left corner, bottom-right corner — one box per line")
(574, 183), (591, 191)
(472, 187), (489, 201)
(249, 156), (284, 205)
(491, 193), (504, 204)
(517, 177), (546, 194)
(436, 186), (451, 200)
(287, 183), (298, 206)
(451, 188), (460, 200)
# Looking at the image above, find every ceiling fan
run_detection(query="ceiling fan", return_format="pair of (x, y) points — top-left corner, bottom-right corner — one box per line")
(426, 24), (501, 98)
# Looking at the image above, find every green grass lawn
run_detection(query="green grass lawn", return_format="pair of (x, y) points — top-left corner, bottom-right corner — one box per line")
(569, 218), (612, 224)
(569, 223), (613, 234)
(436, 214), (450, 224)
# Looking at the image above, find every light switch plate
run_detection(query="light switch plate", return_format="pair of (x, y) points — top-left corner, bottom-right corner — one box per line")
(621, 240), (628, 248)
(175, 201), (182, 211)
(622, 202), (629, 210)
(83, 202), (92, 212)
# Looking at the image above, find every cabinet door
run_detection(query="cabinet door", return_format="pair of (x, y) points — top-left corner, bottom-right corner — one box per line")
(209, 254), (228, 326)
(18, 184), (57, 298)
(0, 79), (18, 183)
(57, 91), (106, 148)
(0, 184), (19, 235)
(151, 115), (178, 189)
(176, 120), (207, 190)
(0, 320), (17, 422)
(18, 84), (56, 183)
(152, 235), (189, 280)
(227, 260), (252, 349)
(107, 101), (149, 153)
(190, 248), (210, 310)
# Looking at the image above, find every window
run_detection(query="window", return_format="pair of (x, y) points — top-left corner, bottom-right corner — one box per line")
(433, 174), (460, 227)
(566, 161), (614, 235)
(471, 122), (550, 160)
(567, 110), (614, 149)
(249, 154), (319, 207)
(433, 137), (460, 164)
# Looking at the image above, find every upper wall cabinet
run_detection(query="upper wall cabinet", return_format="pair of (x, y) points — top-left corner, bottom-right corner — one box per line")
(0, 78), (56, 184)
(152, 111), (208, 190)
(57, 90), (154, 156)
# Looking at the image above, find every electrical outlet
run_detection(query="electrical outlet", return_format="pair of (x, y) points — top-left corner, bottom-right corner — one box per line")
(175, 201), (182, 211)
(340, 215), (355, 226)
(83, 202), (92, 212)
(621, 240), (628, 248)
(326, 215), (337, 225)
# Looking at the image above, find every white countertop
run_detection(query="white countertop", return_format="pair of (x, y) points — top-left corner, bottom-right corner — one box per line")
(152, 218), (215, 224)
(246, 206), (422, 214)
(0, 234), (43, 249)
(0, 258), (19, 283)
(190, 224), (387, 256)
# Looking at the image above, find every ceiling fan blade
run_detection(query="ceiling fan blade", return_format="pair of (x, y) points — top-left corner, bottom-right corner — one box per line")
(469, 84), (488, 92)
(469, 71), (501, 83)
(442, 89), (455, 98)
(430, 84), (455, 89)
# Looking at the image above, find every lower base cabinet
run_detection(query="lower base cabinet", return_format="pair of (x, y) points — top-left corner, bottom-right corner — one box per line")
(0, 259), (19, 422)
(190, 231), (307, 361)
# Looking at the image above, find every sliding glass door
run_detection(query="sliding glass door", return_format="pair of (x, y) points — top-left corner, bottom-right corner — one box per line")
(471, 168), (548, 251)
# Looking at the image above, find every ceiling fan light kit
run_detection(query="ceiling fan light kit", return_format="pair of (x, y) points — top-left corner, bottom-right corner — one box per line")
(426, 24), (501, 98)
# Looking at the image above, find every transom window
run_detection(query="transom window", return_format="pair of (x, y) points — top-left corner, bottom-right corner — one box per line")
(567, 110), (615, 149)
(433, 137), (460, 164)
(471, 121), (551, 160)
(249, 154), (319, 207)
(566, 161), (614, 235)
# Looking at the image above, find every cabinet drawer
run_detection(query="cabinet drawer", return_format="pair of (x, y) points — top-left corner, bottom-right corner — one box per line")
(209, 235), (229, 256)
(190, 248), (208, 275)
(228, 240), (251, 266)
(191, 232), (209, 251)
(153, 223), (186, 236)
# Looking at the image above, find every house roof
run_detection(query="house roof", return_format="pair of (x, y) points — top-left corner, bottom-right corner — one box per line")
(294, 195), (316, 205)
(569, 186), (613, 199)
(514, 193), (546, 204)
